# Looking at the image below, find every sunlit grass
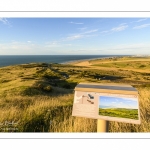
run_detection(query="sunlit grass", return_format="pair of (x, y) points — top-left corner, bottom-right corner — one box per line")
(0, 57), (150, 132)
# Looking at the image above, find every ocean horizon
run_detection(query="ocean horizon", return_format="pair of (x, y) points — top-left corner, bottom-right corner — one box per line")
(0, 55), (128, 67)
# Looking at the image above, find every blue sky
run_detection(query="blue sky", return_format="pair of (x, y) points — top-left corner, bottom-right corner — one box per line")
(0, 18), (150, 55)
(99, 96), (138, 109)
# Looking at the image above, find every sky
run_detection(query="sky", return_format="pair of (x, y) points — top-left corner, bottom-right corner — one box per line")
(99, 96), (138, 109)
(0, 18), (150, 55)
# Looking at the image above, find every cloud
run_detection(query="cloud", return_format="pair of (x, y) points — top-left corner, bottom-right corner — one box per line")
(100, 25), (128, 35)
(131, 18), (147, 23)
(65, 34), (82, 40)
(45, 41), (62, 48)
(109, 43), (150, 50)
(69, 21), (84, 25)
(111, 25), (128, 32)
(100, 30), (109, 34)
(98, 42), (150, 55)
(83, 29), (98, 34)
(64, 29), (98, 41)
(136, 18), (147, 22)
(45, 40), (73, 48)
(0, 41), (38, 54)
(133, 24), (150, 29)
(0, 18), (11, 26)
(65, 44), (72, 46)
(78, 27), (87, 30)
(65, 34), (97, 41)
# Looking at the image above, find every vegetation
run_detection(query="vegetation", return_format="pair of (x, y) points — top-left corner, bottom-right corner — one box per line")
(99, 108), (138, 120)
(0, 56), (150, 132)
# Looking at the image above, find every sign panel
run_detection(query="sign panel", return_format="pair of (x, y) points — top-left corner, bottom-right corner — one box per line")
(72, 83), (140, 124)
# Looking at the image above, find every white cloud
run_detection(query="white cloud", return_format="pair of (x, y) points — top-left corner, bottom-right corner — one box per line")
(76, 42), (149, 55)
(111, 25), (128, 32)
(66, 34), (84, 40)
(78, 27), (87, 30)
(65, 34), (97, 41)
(45, 40), (72, 48)
(133, 24), (150, 29)
(100, 30), (109, 34)
(83, 29), (98, 34)
(0, 18), (11, 26)
(100, 25), (128, 35)
(109, 43), (150, 50)
(136, 18), (147, 22)
(64, 29), (98, 41)
(98, 42), (150, 55)
(45, 41), (62, 47)
(65, 34), (82, 40)
(65, 44), (72, 46)
(0, 41), (39, 54)
(69, 21), (84, 25)
(131, 18), (147, 23)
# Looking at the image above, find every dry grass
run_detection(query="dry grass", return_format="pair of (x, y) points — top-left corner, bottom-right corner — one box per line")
(0, 57), (150, 132)
(0, 93), (97, 132)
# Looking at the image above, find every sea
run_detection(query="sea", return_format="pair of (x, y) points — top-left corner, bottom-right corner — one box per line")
(0, 55), (126, 67)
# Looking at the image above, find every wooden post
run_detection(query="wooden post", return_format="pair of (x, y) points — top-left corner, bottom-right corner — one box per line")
(97, 119), (109, 132)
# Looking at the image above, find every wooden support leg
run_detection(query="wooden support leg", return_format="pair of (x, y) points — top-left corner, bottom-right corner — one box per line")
(97, 119), (109, 132)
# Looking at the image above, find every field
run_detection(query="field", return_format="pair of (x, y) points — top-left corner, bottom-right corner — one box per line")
(99, 108), (138, 120)
(1, 56), (150, 132)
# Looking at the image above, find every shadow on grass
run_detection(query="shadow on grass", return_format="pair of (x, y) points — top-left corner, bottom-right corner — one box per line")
(21, 78), (78, 97)
(19, 105), (72, 132)
(85, 74), (124, 82)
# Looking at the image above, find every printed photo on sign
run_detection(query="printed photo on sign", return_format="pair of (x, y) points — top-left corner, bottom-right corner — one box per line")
(99, 95), (139, 120)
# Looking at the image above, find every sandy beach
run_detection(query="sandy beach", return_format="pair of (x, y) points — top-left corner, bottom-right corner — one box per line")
(66, 56), (114, 66)
(69, 60), (91, 66)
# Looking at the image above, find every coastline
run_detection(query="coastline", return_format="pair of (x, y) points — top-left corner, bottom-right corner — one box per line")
(64, 56), (122, 66)
(0, 55), (121, 68)
(0, 55), (129, 68)
(63, 56), (113, 64)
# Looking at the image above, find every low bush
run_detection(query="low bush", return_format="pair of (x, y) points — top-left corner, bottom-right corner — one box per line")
(37, 83), (53, 92)
(43, 85), (52, 92)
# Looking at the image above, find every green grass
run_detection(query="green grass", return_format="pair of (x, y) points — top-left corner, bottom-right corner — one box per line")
(93, 61), (150, 70)
(99, 108), (138, 120)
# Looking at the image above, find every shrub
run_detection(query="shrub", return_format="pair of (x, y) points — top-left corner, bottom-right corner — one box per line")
(37, 84), (52, 92)
(43, 85), (52, 92)
(37, 84), (44, 89)
(63, 84), (71, 89)
(139, 65), (146, 68)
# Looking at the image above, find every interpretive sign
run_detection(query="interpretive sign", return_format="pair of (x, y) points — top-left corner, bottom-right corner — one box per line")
(72, 82), (140, 124)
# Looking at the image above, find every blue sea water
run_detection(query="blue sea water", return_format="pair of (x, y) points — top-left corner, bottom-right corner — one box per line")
(0, 55), (124, 67)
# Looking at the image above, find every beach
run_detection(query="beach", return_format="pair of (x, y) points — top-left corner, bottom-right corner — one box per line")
(65, 56), (118, 66)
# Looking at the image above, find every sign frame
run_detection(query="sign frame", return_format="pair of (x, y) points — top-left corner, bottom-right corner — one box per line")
(72, 82), (141, 124)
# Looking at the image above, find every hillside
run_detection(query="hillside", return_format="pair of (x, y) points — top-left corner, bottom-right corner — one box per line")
(99, 108), (138, 120)
(0, 56), (150, 132)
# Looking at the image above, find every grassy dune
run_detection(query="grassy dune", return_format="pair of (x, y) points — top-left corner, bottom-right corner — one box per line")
(0, 56), (150, 132)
